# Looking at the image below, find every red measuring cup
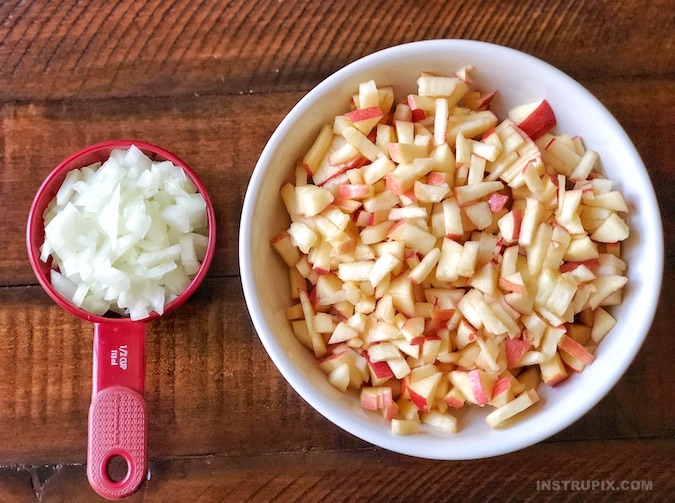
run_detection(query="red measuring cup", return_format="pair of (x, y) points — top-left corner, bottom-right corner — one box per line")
(26, 141), (216, 499)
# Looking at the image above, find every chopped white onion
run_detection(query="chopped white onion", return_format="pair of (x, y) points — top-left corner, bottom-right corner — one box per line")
(42, 145), (209, 320)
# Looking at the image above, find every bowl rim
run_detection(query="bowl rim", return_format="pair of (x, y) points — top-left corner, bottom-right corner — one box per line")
(239, 39), (664, 459)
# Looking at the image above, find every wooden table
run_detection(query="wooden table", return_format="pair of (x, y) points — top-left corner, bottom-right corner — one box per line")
(0, 1), (673, 501)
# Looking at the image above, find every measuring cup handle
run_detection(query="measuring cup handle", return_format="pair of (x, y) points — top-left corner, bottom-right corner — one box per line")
(87, 386), (147, 499)
(88, 322), (147, 499)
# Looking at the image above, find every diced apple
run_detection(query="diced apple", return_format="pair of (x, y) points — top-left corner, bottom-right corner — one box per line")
(328, 363), (351, 392)
(539, 352), (568, 386)
(303, 124), (334, 174)
(508, 100), (556, 140)
(589, 307), (616, 343)
(342, 125), (382, 161)
(271, 231), (301, 267)
(387, 220), (438, 255)
(346, 106), (385, 135)
(407, 372), (443, 413)
(295, 185), (335, 217)
(505, 338), (531, 369)
(449, 369), (497, 406)
(391, 418), (420, 435)
(587, 275), (628, 310)
(590, 213), (630, 243)
(485, 389), (539, 428)
(518, 198), (544, 247)
(559, 334), (595, 365)
(454, 181), (505, 206)
(421, 410), (458, 433)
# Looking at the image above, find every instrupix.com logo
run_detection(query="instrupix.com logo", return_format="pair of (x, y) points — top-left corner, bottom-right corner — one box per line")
(536, 480), (653, 491)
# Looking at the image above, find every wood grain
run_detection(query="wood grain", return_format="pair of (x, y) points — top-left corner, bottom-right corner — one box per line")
(1, 78), (673, 286)
(0, 265), (673, 465)
(0, 0), (672, 102)
(0, 0), (674, 500)
(0, 439), (672, 502)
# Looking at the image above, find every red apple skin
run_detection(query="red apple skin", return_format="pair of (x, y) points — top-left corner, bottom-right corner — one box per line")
(338, 184), (370, 199)
(481, 127), (497, 140)
(360, 392), (379, 410)
(505, 338), (531, 368)
(366, 355), (395, 379)
(488, 193), (509, 212)
(444, 395), (464, 409)
(559, 335), (596, 365)
(411, 109), (426, 122)
(410, 336), (426, 346)
(559, 259), (600, 273)
(386, 219), (407, 236)
(511, 100), (557, 140)
(468, 370), (490, 405)
(492, 376), (512, 397)
(464, 90), (497, 111)
(346, 106), (384, 123)
(543, 372), (568, 387)
(407, 387), (429, 413)
(385, 172), (403, 196)
(511, 208), (523, 241)
(384, 402), (399, 420)
(430, 308), (455, 330)
(270, 231), (290, 244)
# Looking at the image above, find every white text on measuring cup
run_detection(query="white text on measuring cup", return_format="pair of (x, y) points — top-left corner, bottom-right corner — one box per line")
(110, 345), (129, 370)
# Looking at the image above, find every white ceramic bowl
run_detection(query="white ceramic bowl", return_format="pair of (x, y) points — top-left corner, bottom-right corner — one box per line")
(240, 40), (663, 459)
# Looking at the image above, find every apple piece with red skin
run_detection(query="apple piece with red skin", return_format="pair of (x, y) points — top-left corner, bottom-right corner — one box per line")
(363, 352), (394, 381)
(497, 208), (523, 244)
(345, 106), (385, 135)
(430, 308), (455, 330)
(559, 258), (600, 273)
(508, 99), (556, 140)
(448, 369), (496, 406)
(558, 335), (595, 365)
(360, 386), (393, 411)
(271, 231), (301, 267)
(463, 90), (497, 111)
(499, 272), (527, 294)
(455, 319), (478, 349)
(488, 192), (509, 212)
(454, 181), (505, 206)
(539, 352), (568, 386)
(444, 386), (466, 409)
(382, 402), (399, 421)
(407, 372), (443, 413)
(489, 375), (515, 407)
(337, 184), (372, 200)
(505, 337), (532, 368)
(559, 349), (587, 374)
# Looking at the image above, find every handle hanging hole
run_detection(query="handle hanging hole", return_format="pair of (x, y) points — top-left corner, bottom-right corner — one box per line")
(106, 454), (130, 483)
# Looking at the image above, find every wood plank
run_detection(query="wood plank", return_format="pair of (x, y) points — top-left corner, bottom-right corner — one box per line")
(0, 0), (673, 102)
(0, 90), (301, 284)
(1, 77), (674, 286)
(0, 266), (672, 465)
(0, 439), (672, 502)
